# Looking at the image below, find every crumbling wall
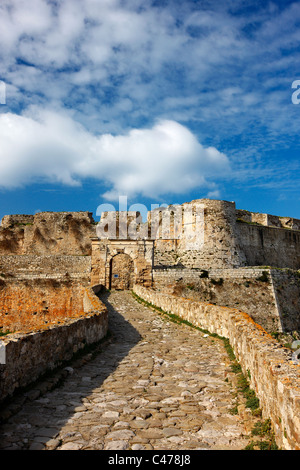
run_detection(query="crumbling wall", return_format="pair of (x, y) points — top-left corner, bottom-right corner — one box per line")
(152, 267), (281, 332)
(0, 285), (108, 402)
(0, 255), (91, 284)
(0, 278), (88, 333)
(152, 267), (300, 333)
(0, 211), (97, 256)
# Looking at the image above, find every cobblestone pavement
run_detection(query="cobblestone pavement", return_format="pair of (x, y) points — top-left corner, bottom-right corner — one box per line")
(0, 290), (257, 451)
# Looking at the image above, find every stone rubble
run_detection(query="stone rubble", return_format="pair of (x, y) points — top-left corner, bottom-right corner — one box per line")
(0, 290), (259, 451)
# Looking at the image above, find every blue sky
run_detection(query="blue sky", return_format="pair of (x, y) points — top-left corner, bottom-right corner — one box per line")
(0, 0), (300, 221)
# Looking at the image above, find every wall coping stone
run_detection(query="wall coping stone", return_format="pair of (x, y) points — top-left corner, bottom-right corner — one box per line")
(133, 284), (300, 450)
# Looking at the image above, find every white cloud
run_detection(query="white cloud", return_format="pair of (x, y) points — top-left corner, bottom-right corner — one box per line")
(0, 0), (300, 200)
(0, 109), (230, 200)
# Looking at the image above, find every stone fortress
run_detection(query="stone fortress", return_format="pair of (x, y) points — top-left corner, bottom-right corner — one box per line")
(0, 197), (300, 449)
(92, 198), (300, 333)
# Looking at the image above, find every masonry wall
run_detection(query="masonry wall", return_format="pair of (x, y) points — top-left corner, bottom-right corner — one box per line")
(152, 267), (280, 332)
(152, 267), (300, 333)
(0, 278), (90, 333)
(0, 285), (108, 402)
(271, 269), (300, 332)
(133, 285), (300, 450)
(152, 199), (300, 271)
(91, 238), (153, 289)
(0, 211), (97, 256)
(0, 255), (91, 284)
(237, 222), (300, 270)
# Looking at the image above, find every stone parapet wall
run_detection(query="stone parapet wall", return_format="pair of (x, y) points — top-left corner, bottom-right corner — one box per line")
(1, 214), (34, 228)
(153, 266), (269, 280)
(236, 209), (300, 230)
(0, 285), (108, 403)
(133, 285), (300, 450)
(0, 255), (91, 283)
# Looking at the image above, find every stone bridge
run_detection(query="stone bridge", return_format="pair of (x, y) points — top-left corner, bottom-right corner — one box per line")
(0, 291), (265, 451)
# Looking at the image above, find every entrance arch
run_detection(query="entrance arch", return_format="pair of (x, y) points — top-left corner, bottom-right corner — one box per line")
(109, 253), (134, 290)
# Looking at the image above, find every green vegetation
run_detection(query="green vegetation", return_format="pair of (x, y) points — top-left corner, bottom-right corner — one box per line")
(0, 329), (12, 337)
(186, 284), (195, 290)
(245, 419), (278, 450)
(236, 218), (263, 226)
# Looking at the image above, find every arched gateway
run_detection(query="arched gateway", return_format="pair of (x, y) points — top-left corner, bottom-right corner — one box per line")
(90, 237), (154, 290)
(109, 253), (134, 290)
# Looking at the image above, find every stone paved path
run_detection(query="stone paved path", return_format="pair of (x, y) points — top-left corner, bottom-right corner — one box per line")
(0, 290), (256, 450)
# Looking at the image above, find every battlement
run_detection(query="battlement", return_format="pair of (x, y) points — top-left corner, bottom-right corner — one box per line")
(236, 209), (300, 230)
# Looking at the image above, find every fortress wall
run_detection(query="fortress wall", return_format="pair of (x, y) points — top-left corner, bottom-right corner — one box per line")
(0, 211), (97, 256)
(153, 200), (300, 271)
(152, 267), (300, 333)
(0, 278), (89, 333)
(270, 269), (300, 332)
(237, 222), (300, 269)
(1, 214), (34, 228)
(0, 255), (91, 283)
(152, 267), (281, 332)
(133, 285), (300, 450)
(236, 209), (300, 230)
(0, 285), (108, 402)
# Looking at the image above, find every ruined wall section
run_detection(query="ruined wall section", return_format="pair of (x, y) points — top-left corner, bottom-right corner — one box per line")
(0, 284), (108, 402)
(152, 267), (281, 332)
(152, 267), (300, 333)
(0, 211), (97, 256)
(0, 278), (87, 333)
(236, 209), (300, 230)
(0, 255), (91, 284)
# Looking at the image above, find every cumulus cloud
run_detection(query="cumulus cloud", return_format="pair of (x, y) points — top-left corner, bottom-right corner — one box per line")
(2, 0), (299, 139)
(0, 0), (299, 202)
(0, 109), (230, 200)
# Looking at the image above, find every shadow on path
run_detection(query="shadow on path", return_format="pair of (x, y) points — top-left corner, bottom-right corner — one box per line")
(0, 290), (142, 450)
